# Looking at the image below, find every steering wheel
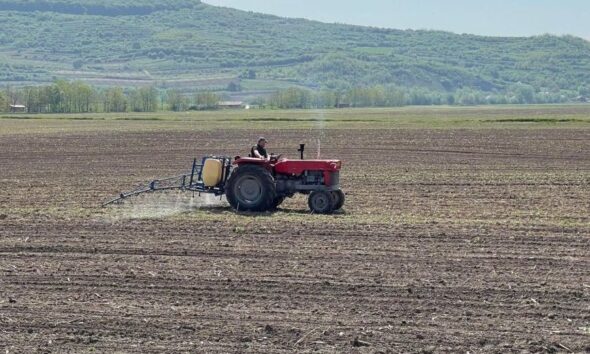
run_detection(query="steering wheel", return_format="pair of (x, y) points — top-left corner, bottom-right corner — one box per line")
(270, 154), (282, 163)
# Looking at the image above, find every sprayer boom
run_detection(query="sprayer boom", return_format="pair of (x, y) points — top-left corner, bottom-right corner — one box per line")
(102, 157), (232, 207)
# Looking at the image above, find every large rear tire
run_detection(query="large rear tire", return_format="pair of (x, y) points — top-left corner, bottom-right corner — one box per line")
(308, 191), (334, 214)
(331, 190), (345, 211)
(226, 165), (276, 212)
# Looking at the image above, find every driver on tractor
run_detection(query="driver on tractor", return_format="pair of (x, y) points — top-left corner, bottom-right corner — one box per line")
(251, 137), (269, 160)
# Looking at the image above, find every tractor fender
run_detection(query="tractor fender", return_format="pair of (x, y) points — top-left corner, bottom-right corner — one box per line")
(233, 156), (273, 170)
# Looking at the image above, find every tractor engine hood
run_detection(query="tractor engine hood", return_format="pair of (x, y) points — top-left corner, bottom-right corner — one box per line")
(273, 159), (341, 175)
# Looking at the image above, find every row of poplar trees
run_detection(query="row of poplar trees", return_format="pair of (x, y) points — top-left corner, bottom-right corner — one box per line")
(1, 81), (225, 113)
(1, 81), (160, 113)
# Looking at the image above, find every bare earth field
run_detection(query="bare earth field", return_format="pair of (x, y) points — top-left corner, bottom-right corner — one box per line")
(1, 106), (589, 353)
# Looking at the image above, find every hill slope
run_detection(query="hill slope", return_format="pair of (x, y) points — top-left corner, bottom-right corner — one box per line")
(1, 0), (589, 97)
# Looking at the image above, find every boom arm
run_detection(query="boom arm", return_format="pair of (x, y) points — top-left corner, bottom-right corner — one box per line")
(102, 157), (232, 207)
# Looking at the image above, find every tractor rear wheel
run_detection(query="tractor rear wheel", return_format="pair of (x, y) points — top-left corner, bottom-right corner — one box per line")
(226, 165), (276, 212)
(308, 191), (334, 214)
(331, 190), (345, 211)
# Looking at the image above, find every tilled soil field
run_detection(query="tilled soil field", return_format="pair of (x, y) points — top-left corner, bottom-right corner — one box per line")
(1, 112), (590, 353)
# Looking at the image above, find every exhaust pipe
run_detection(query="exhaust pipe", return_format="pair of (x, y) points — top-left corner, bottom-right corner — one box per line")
(298, 144), (305, 160)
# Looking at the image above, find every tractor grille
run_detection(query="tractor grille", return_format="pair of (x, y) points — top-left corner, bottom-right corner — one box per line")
(330, 172), (340, 186)
(303, 171), (324, 185)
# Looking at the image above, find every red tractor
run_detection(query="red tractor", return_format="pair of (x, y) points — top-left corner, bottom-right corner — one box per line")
(104, 144), (345, 214)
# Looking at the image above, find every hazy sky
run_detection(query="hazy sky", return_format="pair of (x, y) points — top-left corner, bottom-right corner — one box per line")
(203, 0), (590, 39)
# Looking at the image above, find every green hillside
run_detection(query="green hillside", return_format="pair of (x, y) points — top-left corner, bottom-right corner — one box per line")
(1, 0), (589, 101)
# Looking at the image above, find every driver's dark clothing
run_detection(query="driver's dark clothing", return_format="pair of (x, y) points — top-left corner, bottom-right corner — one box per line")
(250, 144), (268, 159)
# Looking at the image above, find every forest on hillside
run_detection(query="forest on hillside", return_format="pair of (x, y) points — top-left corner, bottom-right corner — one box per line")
(0, 0), (198, 16)
(1, 0), (589, 106)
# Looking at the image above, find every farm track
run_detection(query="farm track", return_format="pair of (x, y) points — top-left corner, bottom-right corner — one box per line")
(1, 120), (589, 353)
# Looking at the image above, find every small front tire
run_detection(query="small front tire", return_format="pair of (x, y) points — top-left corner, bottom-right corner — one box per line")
(308, 191), (334, 214)
(331, 190), (345, 211)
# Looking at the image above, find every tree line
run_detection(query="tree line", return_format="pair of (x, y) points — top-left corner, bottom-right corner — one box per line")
(262, 84), (580, 109)
(1, 81), (586, 114)
(0, 81), (223, 113)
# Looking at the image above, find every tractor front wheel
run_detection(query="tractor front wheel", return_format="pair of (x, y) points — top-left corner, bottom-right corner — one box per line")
(226, 165), (276, 212)
(308, 191), (334, 214)
(331, 190), (345, 211)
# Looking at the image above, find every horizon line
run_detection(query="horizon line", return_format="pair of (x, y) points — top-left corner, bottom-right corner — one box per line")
(201, 1), (589, 41)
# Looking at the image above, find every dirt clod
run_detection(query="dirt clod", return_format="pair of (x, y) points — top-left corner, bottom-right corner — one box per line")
(352, 338), (371, 347)
(422, 345), (437, 354)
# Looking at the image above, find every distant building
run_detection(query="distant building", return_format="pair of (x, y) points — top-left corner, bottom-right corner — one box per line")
(9, 104), (26, 113)
(576, 96), (588, 103)
(217, 101), (244, 109)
